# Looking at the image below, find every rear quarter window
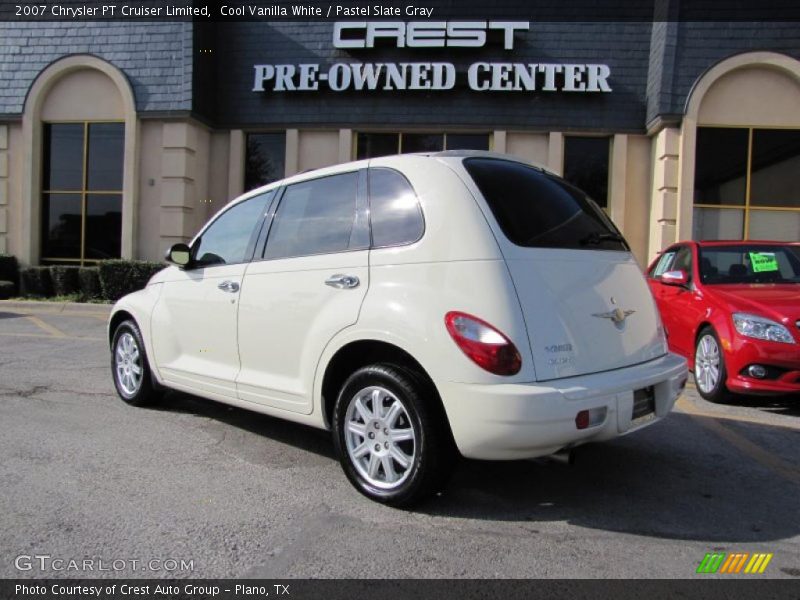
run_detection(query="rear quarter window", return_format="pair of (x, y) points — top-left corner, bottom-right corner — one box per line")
(463, 157), (628, 251)
(368, 168), (424, 248)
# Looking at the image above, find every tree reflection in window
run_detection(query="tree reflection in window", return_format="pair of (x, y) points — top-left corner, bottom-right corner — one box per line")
(245, 133), (285, 191)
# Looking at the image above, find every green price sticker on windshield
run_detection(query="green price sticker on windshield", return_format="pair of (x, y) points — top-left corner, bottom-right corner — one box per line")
(749, 252), (779, 273)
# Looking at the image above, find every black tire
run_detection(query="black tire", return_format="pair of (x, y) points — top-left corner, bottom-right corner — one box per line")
(694, 327), (733, 404)
(332, 363), (456, 507)
(111, 319), (159, 407)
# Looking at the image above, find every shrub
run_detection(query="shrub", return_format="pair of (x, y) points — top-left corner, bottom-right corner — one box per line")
(0, 254), (19, 295)
(98, 259), (164, 302)
(20, 267), (53, 298)
(0, 280), (13, 300)
(50, 266), (81, 296)
(78, 267), (102, 301)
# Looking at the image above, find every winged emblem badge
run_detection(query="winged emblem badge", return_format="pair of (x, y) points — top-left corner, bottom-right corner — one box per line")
(592, 304), (636, 325)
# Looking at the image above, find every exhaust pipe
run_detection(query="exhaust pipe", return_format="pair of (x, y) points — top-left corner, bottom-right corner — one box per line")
(549, 449), (575, 466)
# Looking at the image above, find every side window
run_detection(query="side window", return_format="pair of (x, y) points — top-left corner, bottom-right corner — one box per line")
(650, 250), (677, 277)
(264, 172), (359, 260)
(775, 251), (798, 279)
(193, 194), (270, 267)
(368, 168), (424, 248)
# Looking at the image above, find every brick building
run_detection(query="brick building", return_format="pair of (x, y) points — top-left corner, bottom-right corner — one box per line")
(0, 14), (798, 267)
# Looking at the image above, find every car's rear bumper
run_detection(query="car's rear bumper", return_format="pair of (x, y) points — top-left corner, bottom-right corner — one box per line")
(439, 353), (687, 460)
(725, 337), (800, 396)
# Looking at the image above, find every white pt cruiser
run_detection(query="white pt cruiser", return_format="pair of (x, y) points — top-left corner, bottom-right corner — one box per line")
(109, 151), (687, 506)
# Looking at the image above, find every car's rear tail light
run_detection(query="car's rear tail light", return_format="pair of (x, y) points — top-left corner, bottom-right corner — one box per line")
(444, 311), (522, 376)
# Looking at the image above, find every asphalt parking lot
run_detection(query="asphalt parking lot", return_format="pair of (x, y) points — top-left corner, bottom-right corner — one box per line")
(0, 304), (798, 579)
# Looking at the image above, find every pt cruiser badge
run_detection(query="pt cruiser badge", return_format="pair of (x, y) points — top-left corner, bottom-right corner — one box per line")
(593, 307), (636, 325)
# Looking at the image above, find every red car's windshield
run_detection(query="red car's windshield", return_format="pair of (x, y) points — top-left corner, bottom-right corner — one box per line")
(698, 245), (800, 285)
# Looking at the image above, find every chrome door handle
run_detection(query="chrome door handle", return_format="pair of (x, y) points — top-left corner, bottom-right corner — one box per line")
(325, 274), (360, 289)
(217, 280), (240, 293)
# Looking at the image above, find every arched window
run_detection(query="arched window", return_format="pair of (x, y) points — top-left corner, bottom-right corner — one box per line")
(682, 53), (800, 243)
(41, 120), (124, 263)
(22, 56), (137, 265)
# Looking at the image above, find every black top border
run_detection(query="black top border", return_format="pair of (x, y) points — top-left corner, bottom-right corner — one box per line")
(1, 0), (800, 22)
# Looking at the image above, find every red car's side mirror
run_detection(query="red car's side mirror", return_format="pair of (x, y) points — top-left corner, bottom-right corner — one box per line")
(660, 269), (688, 287)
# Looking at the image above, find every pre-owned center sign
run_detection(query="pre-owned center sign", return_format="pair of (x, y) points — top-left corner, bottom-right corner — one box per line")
(252, 21), (612, 93)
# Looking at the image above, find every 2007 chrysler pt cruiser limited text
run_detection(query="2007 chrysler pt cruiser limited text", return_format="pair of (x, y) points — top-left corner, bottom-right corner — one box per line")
(108, 151), (687, 506)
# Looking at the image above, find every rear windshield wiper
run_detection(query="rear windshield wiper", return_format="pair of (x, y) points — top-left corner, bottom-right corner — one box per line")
(579, 232), (626, 246)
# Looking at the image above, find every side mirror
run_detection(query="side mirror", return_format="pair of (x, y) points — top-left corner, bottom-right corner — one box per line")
(165, 243), (192, 268)
(661, 269), (688, 287)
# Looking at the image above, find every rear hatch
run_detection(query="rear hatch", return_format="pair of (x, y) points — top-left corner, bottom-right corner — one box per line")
(458, 156), (666, 381)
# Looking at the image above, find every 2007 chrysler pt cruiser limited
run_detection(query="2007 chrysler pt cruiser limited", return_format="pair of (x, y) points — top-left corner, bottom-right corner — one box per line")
(108, 151), (687, 506)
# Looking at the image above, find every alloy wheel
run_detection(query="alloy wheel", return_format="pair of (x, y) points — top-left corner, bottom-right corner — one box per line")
(344, 386), (416, 490)
(115, 332), (143, 397)
(695, 334), (721, 394)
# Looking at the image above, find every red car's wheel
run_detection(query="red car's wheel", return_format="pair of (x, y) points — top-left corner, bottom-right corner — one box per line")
(694, 327), (733, 403)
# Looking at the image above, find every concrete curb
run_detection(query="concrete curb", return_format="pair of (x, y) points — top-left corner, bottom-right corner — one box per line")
(0, 300), (112, 315)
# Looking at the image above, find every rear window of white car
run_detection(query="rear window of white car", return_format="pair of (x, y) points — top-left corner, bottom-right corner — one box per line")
(463, 157), (628, 251)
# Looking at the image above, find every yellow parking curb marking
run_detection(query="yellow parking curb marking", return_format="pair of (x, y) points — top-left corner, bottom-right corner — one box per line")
(675, 395), (800, 432)
(677, 397), (800, 485)
(3, 310), (109, 319)
(0, 332), (103, 341)
(25, 315), (67, 338)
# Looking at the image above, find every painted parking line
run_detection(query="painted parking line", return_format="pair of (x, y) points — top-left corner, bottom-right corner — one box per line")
(676, 391), (800, 432)
(25, 315), (67, 338)
(4, 310), (109, 320)
(683, 377), (798, 428)
(51, 310), (109, 320)
(1, 310), (106, 339)
(0, 331), (104, 341)
(677, 396), (800, 486)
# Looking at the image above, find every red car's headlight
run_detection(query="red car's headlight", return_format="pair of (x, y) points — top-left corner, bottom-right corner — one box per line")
(732, 312), (796, 345)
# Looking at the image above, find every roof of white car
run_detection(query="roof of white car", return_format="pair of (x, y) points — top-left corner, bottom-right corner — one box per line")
(430, 149), (552, 173)
(235, 150), (550, 205)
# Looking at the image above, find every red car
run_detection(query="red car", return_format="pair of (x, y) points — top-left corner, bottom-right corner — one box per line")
(646, 241), (800, 402)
